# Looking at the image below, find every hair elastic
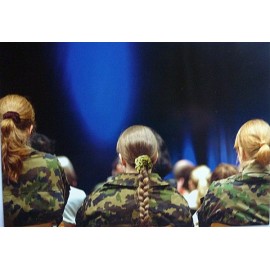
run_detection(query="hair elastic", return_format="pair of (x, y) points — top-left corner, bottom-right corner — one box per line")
(135, 155), (153, 173)
(3, 111), (21, 124)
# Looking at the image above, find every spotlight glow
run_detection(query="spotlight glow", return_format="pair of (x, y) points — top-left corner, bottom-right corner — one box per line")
(62, 42), (137, 146)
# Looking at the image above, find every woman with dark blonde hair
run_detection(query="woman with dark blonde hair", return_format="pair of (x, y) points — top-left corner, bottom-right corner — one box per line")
(0, 94), (69, 226)
(197, 119), (270, 226)
(76, 125), (193, 226)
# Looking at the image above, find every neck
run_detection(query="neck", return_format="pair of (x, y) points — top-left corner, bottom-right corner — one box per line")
(125, 164), (137, 173)
(124, 164), (153, 174)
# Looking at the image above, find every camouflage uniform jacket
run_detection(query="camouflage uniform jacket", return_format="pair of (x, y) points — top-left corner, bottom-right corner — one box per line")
(76, 173), (193, 226)
(3, 150), (70, 226)
(197, 161), (270, 226)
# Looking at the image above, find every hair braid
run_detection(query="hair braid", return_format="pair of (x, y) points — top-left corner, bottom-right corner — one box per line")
(116, 125), (158, 226)
(137, 167), (151, 226)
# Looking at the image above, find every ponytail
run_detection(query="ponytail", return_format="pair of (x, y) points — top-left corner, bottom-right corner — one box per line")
(234, 119), (270, 168)
(255, 143), (270, 166)
(1, 118), (32, 183)
(0, 95), (35, 183)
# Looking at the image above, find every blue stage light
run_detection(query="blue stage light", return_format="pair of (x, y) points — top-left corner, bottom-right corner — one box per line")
(182, 132), (197, 165)
(61, 42), (137, 147)
(207, 125), (237, 170)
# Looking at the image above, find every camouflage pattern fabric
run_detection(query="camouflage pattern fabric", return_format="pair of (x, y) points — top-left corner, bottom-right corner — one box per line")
(76, 173), (193, 226)
(3, 150), (70, 226)
(197, 161), (270, 226)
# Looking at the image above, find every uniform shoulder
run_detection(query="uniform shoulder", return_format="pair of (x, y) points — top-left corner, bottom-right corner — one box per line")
(211, 173), (240, 186)
(30, 150), (58, 160)
(24, 150), (62, 171)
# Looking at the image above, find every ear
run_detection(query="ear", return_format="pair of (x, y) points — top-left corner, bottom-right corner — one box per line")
(152, 152), (159, 165)
(28, 124), (34, 135)
(118, 153), (126, 166)
(238, 146), (247, 163)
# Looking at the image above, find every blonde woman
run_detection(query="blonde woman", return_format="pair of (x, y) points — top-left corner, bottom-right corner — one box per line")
(0, 94), (69, 226)
(76, 125), (193, 226)
(197, 119), (270, 226)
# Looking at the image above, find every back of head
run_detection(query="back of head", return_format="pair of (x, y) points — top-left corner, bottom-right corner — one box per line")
(116, 125), (158, 226)
(0, 94), (35, 182)
(190, 164), (211, 188)
(190, 165), (211, 209)
(209, 163), (238, 184)
(30, 132), (55, 154)
(234, 119), (270, 167)
(116, 125), (158, 167)
(173, 159), (195, 189)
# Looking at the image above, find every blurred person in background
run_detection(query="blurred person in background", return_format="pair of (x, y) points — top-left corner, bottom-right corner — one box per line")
(173, 159), (195, 196)
(209, 163), (238, 185)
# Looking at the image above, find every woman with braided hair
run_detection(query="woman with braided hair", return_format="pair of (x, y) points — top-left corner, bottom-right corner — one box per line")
(197, 119), (270, 226)
(76, 125), (193, 226)
(0, 94), (69, 226)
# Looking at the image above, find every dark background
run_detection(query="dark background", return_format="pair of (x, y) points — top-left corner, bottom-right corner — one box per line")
(1, 42), (269, 193)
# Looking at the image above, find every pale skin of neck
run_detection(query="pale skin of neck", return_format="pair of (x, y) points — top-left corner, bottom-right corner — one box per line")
(237, 146), (251, 171)
(125, 163), (138, 173)
(238, 146), (249, 164)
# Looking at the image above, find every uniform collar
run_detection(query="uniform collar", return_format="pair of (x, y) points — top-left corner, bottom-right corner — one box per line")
(242, 160), (270, 179)
(105, 173), (170, 187)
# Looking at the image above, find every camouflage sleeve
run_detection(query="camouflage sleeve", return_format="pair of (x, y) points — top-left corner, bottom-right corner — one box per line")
(197, 181), (222, 226)
(75, 193), (100, 226)
(56, 158), (70, 206)
(43, 156), (70, 226)
(151, 186), (194, 226)
(168, 189), (194, 227)
(197, 201), (215, 227)
(43, 155), (70, 225)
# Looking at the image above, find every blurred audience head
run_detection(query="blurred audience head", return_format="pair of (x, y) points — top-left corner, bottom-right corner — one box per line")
(188, 164), (211, 191)
(209, 163), (238, 184)
(173, 159), (195, 193)
(30, 132), (55, 154)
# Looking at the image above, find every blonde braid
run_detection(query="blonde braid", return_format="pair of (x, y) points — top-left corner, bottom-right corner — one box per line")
(137, 169), (151, 226)
(135, 155), (152, 226)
